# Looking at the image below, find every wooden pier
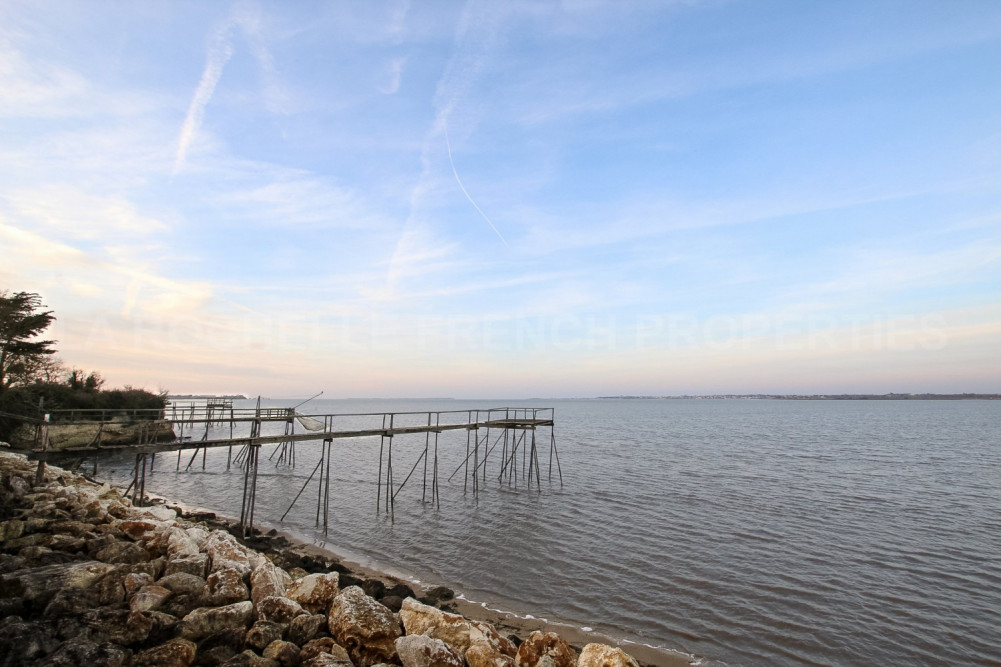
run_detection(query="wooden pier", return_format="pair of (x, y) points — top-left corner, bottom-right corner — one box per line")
(25, 403), (562, 536)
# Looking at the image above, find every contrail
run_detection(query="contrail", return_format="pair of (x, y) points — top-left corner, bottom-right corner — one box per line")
(174, 24), (234, 174)
(444, 122), (509, 247)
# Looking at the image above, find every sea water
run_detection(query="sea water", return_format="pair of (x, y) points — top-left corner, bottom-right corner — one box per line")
(96, 398), (1001, 665)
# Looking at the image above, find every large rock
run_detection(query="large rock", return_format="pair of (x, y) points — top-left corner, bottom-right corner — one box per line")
(198, 645), (239, 666)
(95, 540), (151, 564)
(86, 533), (119, 556)
(395, 634), (465, 667)
(328, 586), (402, 666)
(7, 532), (48, 550)
(257, 595), (308, 623)
(133, 637), (197, 666)
(468, 643), (517, 667)
(0, 560), (115, 606)
(144, 610), (182, 645)
(5, 475), (31, 499)
(107, 502), (132, 520)
(118, 519), (160, 540)
(246, 620), (286, 651)
(399, 598), (515, 658)
(167, 527), (202, 557)
(166, 552), (210, 578)
(130, 584), (173, 612)
(206, 567), (250, 605)
(158, 571), (207, 596)
(229, 650), (283, 666)
(381, 595), (405, 613)
(48, 535), (87, 554)
(181, 600), (255, 640)
(92, 564), (160, 605)
(288, 613), (327, 645)
(92, 568), (131, 605)
(303, 653), (354, 666)
(204, 530), (262, 576)
(423, 586), (455, 606)
(161, 592), (205, 620)
(143, 524), (195, 557)
(47, 638), (132, 667)
(515, 631), (577, 667)
(137, 504), (178, 522)
(89, 609), (157, 646)
(196, 626), (246, 659)
(49, 519), (97, 537)
(301, 637), (353, 664)
(264, 639), (301, 666)
(576, 644), (639, 667)
(43, 584), (101, 617)
(125, 572), (155, 596)
(251, 559), (292, 606)
(285, 571), (340, 614)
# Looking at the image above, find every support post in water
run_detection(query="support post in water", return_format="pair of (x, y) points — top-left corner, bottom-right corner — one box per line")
(239, 444), (259, 537)
(322, 438), (332, 532)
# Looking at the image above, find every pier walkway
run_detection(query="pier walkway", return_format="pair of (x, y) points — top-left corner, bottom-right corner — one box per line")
(24, 404), (562, 536)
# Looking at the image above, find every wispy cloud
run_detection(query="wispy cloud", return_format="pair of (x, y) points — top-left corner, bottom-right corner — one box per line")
(174, 22), (236, 173)
(218, 173), (387, 230)
(0, 41), (88, 117)
(802, 241), (1001, 299)
(387, 0), (411, 42)
(4, 185), (169, 239)
(235, 3), (290, 114)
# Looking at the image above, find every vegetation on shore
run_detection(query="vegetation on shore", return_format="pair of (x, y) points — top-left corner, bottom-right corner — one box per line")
(0, 290), (166, 441)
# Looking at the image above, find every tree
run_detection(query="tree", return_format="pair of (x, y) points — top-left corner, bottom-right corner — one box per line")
(67, 368), (104, 391)
(0, 291), (57, 393)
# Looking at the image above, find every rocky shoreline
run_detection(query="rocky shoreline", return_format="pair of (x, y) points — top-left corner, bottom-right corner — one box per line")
(0, 450), (658, 667)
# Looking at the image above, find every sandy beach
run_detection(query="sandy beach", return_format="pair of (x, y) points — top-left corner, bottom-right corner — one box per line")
(0, 450), (694, 666)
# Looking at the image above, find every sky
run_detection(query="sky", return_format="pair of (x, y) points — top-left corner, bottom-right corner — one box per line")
(2, 0), (1000, 398)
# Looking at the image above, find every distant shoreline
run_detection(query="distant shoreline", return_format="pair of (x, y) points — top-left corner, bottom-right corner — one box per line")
(598, 393), (1001, 400)
(165, 393), (1001, 402)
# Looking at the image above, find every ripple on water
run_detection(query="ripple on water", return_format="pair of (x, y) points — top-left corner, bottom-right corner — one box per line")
(95, 398), (1001, 666)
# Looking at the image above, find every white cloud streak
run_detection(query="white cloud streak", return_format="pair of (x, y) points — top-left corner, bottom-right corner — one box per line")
(174, 23), (236, 174)
(5, 185), (168, 239)
(444, 121), (508, 246)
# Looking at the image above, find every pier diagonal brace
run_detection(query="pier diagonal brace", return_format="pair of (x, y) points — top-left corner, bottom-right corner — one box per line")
(238, 443), (260, 537)
(548, 426), (562, 486)
(280, 438), (334, 533)
(126, 453), (150, 507)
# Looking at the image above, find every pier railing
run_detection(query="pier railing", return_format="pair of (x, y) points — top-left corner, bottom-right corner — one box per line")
(27, 404), (561, 536)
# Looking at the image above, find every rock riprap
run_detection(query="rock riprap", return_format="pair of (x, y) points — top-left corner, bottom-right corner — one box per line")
(0, 450), (644, 666)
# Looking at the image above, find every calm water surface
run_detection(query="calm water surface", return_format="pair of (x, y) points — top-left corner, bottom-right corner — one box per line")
(97, 398), (1001, 665)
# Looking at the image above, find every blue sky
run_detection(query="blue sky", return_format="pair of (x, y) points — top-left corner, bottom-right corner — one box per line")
(2, 0), (999, 397)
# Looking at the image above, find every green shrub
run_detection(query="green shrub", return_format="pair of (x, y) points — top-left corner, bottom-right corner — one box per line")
(0, 382), (166, 441)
